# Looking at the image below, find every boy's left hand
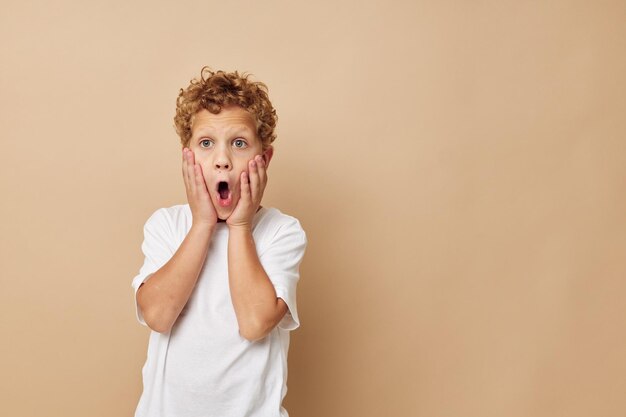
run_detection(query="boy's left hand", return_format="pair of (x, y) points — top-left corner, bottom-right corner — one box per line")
(227, 154), (267, 229)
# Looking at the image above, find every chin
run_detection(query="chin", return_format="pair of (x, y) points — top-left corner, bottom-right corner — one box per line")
(214, 199), (237, 222)
(216, 209), (233, 221)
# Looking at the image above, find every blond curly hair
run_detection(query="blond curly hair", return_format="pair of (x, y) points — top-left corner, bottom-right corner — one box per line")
(174, 67), (277, 150)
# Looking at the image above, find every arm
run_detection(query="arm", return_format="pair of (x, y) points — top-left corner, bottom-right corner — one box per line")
(228, 225), (289, 341)
(137, 224), (214, 333)
(226, 152), (297, 341)
(136, 147), (218, 333)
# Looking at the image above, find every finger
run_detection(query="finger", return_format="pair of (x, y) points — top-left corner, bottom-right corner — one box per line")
(255, 155), (267, 189)
(182, 148), (191, 192)
(252, 155), (267, 203)
(194, 163), (209, 196)
(240, 171), (251, 203)
(194, 165), (207, 200)
(248, 159), (259, 202)
(187, 149), (197, 195)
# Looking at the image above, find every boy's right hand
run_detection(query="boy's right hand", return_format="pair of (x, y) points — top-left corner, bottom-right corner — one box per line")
(182, 147), (217, 228)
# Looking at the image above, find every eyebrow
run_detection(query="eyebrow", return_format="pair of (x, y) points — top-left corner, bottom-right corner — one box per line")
(193, 125), (254, 139)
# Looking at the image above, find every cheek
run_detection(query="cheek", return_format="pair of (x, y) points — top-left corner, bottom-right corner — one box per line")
(197, 163), (213, 184)
(232, 163), (247, 178)
(194, 158), (209, 174)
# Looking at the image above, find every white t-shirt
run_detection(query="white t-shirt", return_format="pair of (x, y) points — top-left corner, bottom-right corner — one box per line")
(131, 204), (307, 417)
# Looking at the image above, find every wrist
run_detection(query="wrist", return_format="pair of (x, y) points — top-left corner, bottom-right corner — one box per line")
(191, 222), (216, 234)
(227, 223), (252, 234)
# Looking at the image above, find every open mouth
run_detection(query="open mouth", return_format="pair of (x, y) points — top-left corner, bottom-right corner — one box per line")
(216, 181), (233, 207)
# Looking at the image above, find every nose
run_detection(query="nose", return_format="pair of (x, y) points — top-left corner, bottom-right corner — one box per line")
(214, 147), (232, 171)
(215, 160), (230, 170)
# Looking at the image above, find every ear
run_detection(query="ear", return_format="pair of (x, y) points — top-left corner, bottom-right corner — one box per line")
(262, 146), (274, 169)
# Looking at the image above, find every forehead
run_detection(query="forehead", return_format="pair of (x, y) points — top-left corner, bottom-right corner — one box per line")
(191, 106), (258, 137)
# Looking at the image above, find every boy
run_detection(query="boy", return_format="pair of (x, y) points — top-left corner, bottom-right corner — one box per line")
(131, 67), (307, 417)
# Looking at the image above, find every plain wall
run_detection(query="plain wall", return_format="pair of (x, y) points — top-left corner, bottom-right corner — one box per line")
(1, 1), (625, 416)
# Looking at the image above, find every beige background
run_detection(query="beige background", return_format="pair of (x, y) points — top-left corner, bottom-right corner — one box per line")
(1, 0), (625, 416)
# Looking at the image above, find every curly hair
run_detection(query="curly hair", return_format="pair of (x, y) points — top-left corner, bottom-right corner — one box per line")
(174, 67), (277, 150)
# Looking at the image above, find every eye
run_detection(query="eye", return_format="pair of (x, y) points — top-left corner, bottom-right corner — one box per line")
(199, 139), (213, 148)
(233, 138), (247, 149)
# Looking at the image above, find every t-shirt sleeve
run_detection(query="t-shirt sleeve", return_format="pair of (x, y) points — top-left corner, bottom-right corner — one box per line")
(131, 208), (175, 327)
(258, 217), (307, 331)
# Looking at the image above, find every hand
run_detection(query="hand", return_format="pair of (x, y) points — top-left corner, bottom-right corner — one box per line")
(227, 154), (268, 229)
(182, 147), (217, 228)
